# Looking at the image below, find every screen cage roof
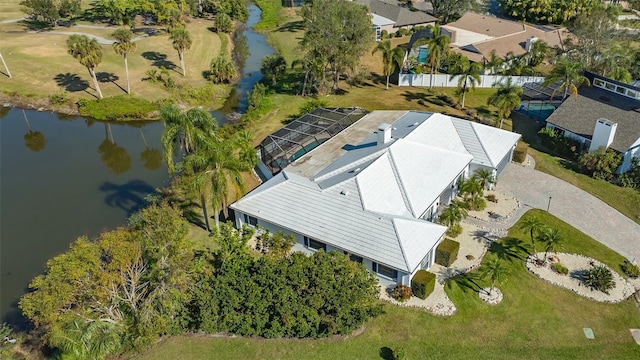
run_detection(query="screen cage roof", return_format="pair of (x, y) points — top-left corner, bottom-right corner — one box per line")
(258, 107), (369, 176)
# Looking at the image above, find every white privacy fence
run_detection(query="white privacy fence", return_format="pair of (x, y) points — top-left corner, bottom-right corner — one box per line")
(398, 74), (546, 88)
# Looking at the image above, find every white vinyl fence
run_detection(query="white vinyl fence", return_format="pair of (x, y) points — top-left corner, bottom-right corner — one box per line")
(398, 74), (546, 88)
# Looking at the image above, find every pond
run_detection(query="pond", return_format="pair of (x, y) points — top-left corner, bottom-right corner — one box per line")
(0, 108), (168, 326)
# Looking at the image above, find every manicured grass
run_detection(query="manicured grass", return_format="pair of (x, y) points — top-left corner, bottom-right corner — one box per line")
(135, 209), (640, 359)
(511, 113), (640, 224)
(0, 18), (230, 108)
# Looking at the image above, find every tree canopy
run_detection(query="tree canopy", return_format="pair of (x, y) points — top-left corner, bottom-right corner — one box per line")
(499, 0), (601, 24)
(21, 0), (81, 26)
(300, 0), (373, 94)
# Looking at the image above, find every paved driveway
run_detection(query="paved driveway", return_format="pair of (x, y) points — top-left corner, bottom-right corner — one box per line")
(498, 163), (640, 262)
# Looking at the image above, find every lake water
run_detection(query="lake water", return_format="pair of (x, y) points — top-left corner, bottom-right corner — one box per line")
(0, 109), (168, 325)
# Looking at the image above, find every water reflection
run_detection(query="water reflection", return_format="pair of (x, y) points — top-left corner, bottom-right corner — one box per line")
(139, 128), (163, 171)
(98, 123), (131, 174)
(100, 180), (155, 215)
(22, 110), (47, 152)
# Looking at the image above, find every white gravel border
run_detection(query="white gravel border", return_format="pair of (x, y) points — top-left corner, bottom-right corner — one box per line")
(525, 252), (640, 303)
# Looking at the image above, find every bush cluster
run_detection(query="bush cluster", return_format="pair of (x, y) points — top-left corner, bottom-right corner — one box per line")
(411, 270), (436, 299)
(550, 262), (569, 275)
(582, 265), (615, 294)
(390, 284), (412, 302)
(436, 238), (460, 267)
(78, 95), (156, 121)
(621, 260), (640, 278)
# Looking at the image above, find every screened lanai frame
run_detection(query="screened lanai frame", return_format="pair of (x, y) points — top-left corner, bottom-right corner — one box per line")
(258, 107), (369, 176)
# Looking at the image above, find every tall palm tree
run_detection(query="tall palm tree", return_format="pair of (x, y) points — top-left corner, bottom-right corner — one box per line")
(518, 216), (545, 260)
(526, 40), (550, 67)
(49, 318), (123, 360)
(542, 60), (590, 100)
(449, 55), (482, 108)
(260, 54), (287, 86)
(112, 28), (137, 94)
(170, 27), (192, 76)
(598, 43), (633, 83)
(67, 34), (104, 98)
(538, 228), (563, 263)
(0, 52), (11, 78)
(160, 104), (216, 174)
(22, 109), (46, 152)
(426, 25), (450, 89)
(488, 78), (524, 129)
(480, 258), (509, 295)
(372, 40), (404, 90)
(473, 169), (496, 190)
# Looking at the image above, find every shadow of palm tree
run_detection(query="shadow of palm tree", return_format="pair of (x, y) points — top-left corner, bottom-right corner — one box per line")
(488, 237), (528, 262)
(54, 73), (89, 92)
(472, 229), (496, 247)
(446, 272), (484, 294)
(276, 20), (304, 32)
(96, 71), (126, 93)
(100, 180), (156, 215)
(142, 51), (177, 70)
(379, 347), (394, 360)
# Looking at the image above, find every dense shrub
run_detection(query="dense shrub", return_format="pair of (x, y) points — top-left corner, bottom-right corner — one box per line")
(579, 147), (623, 180)
(513, 142), (528, 163)
(486, 194), (498, 203)
(436, 238), (460, 267)
(621, 260), (640, 278)
(551, 262), (569, 275)
(411, 270), (436, 299)
(298, 98), (330, 116)
(79, 95), (157, 121)
(49, 91), (70, 105)
(582, 265), (615, 294)
(465, 196), (486, 211)
(380, 29), (388, 40)
(393, 346), (406, 360)
(446, 223), (463, 238)
(499, 0), (600, 24)
(390, 284), (412, 302)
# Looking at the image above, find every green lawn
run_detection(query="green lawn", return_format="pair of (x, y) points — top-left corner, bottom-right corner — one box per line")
(136, 210), (640, 360)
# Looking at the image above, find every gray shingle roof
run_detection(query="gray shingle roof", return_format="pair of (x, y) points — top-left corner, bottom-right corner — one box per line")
(359, 0), (437, 27)
(545, 86), (640, 153)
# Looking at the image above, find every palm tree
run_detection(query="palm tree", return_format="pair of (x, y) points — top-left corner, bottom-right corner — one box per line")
(480, 258), (509, 295)
(49, 318), (123, 360)
(160, 104), (216, 174)
(473, 168), (496, 190)
(67, 34), (104, 98)
(483, 49), (503, 74)
(448, 55), (482, 108)
(170, 27), (192, 76)
(542, 60), (590, 100)
(0, 52), (11, 78)
(261, 54), (287, 86)
(426, 25), (450, 89)
(459, 176), (483, 200)
(438, 199), (469, 227)
(488, 78), (523, 129)
(598, 43), (633, 83)
(112, 28), (137, 94)
(526, 40), (550, 67)
(371, 40), (404, 90)
(518, 216), (545, 260)
(538, 228), (563, 263)
(22, 109), (46, 152)
(98, 123), (131, 174)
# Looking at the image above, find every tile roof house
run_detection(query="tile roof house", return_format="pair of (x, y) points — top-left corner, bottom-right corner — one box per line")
(231, 111), (521, 287)
(357, 0), (438, 40)
(545, 72), (640, 173)
(441, 12), (569, 64)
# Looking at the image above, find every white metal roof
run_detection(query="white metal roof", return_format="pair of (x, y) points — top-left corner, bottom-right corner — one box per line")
(231, 111), (521, 273)
(371, 13), (395, 27)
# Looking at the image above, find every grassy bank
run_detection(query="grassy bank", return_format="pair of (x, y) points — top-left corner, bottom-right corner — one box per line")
(135, 209), (640, 359)
(0, 17), (230, 112)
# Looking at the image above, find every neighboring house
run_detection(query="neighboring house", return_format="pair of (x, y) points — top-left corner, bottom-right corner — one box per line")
(545, 72), (640, 173)
(357, 0), (438, 41)
(231, 111), (521, 287)
(441, 12), (569, 68)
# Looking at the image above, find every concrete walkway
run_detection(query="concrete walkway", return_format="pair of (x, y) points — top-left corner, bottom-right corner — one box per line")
(497, 162), (640, 262)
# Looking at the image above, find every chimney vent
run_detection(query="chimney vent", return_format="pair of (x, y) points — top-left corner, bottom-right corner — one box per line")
(377, 123), (392, 145)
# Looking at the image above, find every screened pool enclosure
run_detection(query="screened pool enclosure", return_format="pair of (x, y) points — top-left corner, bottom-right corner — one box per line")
(257, 107), (368, 176)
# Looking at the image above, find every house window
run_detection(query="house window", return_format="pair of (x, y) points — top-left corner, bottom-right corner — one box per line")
(420, 251), (432, 270)
(605, 82), (615, 91)
(593, 78), (604, 88)
(615, 86), (626, 95)
(350, 254), (363, 263)
(305, 236), (326, 251)
(377, 263), (397, 279)
(243, 214), (258, 226)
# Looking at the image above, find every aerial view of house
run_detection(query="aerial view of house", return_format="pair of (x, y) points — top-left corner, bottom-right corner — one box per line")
(231, 110), (521, 286)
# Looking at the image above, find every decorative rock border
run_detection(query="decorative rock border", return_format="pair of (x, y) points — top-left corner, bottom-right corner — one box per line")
(525, 252), (640, 303)
(379, 286), (457, 317)
(479, 287), (503, 305)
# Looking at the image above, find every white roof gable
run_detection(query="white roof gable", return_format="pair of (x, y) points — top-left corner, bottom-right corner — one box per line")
(466, 120), (522, 166)
(394, 218), (445, 270)
(357, 153), (412, 217)
(403, 113), (468, 154)
(388, 139), (472, 217)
